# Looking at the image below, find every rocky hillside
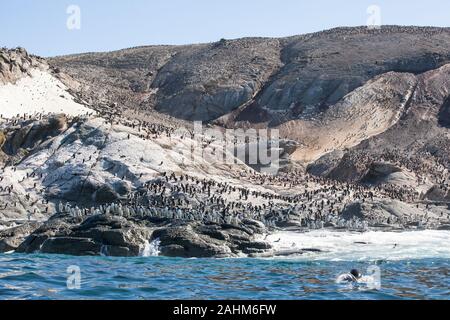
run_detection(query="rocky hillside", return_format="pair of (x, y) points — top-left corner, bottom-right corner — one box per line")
(0, 47), (46, 85)
(0, 26), (449, 258)
(50, 26), (450, 124)
(0, 47), (93, 119)
(49, 26), (450, 188)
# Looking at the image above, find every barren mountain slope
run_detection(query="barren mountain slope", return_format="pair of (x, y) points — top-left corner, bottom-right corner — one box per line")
(0, 48), (93, 118)
(1, 38), (450, 256)
(50, 38), (282, 121)
(238, 26), (450, 125)
(40, 27), (449, 196)
(279, 71), (417, 162)
(307, 63), (450, 195)
(50, 26), (450, 124)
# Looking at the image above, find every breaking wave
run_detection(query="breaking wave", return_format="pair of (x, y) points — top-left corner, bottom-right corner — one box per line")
(265, 230), (450, 261)
(140, 239), (161, 257)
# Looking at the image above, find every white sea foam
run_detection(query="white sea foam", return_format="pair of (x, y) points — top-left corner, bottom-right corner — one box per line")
(100, 245), (109, 257)
(140, 239), (161, 257)
(265, 230), (450, 261)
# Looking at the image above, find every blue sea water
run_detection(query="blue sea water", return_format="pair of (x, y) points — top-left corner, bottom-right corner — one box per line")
(0, 253), (449, 300)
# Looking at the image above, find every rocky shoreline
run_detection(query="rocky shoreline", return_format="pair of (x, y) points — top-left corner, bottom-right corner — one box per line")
(1, 37), (450, 259)
(0, 213), (272, 258)
(1, 209), (449, 258)
(0, 110), (448, 258)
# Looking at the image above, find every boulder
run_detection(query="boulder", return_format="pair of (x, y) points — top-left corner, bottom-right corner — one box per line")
(3, 114), (68, 155)
(424, 185), (450, 202)
(40, 237), (100, 256)
(16, 214), (149, 257)
(0, 222), (42, 252)
(93, 185), (120, 203)
(0, 131), (5, 148)
(11, 210), (271, 258)
(152, 225), (232, 258)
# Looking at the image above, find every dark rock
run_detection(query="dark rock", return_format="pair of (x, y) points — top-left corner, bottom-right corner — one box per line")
(340, 202), (365, 220)
(40, 237), (100, 256)
(93, 185), (119, 203)
(152, 225), (231, 258)
(236, 240), (271, 251)
(0, 222), (41, 252)
(273, 249), (306, 257)
(196, 225), (229, 241)
(424, 185), (450, 202)
(112, 180), (131, 197)
(17, 234), (52, 254)
(3, 114), (68, 155)
(13, 211), (270, 258)
(16, 218), (74, 253)
(160, 244), (187, 257)
(361, 162), (403, 184)
(301, 248), (322, 253)
(439, 95), (450, 128)
(16, 214), (149, 257)
(101, 245), (133, 257)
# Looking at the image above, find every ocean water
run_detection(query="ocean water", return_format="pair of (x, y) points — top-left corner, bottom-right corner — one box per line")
(1, 230), (450, 300)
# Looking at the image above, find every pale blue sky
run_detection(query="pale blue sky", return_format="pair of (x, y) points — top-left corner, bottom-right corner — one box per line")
(1, 0), (448, 57)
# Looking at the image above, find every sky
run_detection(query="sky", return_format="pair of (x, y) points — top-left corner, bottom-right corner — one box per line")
(1, 0), (449, 57)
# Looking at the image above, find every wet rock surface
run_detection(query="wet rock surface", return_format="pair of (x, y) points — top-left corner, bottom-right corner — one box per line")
(12, 214), (271, 257)
(0, 221), (41, 252)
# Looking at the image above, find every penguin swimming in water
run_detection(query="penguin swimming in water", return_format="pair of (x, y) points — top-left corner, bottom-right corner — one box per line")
(336, 269), (362, 283)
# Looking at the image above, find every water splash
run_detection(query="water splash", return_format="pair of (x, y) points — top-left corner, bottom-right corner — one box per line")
(100, 245), (109, 257)
(140, 239), (161, 257)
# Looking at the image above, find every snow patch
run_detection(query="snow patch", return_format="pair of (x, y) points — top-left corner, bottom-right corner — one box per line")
(0, 69), (94, 118)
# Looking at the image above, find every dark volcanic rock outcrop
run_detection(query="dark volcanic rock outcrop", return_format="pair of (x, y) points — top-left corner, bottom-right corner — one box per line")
(16, 214), (149, 256)
(0, 222), (42, 253)
(14, 214), (270, 257)
(153, 219), (269, 258)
